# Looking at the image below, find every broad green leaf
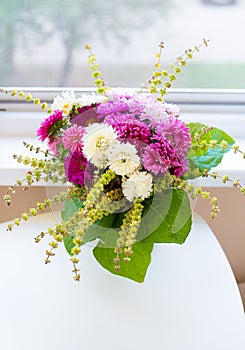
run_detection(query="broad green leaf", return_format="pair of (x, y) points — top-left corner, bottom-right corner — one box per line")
(186, 122), (235, 176)
(138, 188), (192, 244)
(93, 236), (154, 283)
(61, 197), (84, 221)
(61, 197), (126, 255)
(93, 188), (192, 282)
(63, 236), (75, 256)
(82, 211), (125, 245)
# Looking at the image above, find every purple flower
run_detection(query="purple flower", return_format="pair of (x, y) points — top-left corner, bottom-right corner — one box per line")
(64, 151), (88, 186)
(96, 92), (155, 120)
(163, 103), (180, 117)
(36, 110), (64, 142)
(96, 100), (129, 117)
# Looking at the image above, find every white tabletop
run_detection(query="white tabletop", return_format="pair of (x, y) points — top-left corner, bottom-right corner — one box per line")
(0, 212), (244, 350)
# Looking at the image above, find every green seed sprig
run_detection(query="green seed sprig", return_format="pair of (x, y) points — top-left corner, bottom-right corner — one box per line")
(0, 88), (51, 113)
(201, 169), (245, 196)
(145, 38), (209, 101)
(35, 169), (124, 281)
(114, 198), (144, 272)
(6, 191), (69, 232)
(172, 176), (220, 219)
(85, 44), (109, 96)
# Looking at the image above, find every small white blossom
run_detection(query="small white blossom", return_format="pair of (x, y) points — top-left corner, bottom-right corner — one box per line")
(122, 171), (153, 202)
(52, 90), (77, 116)
(82, 123), (118, 168)
(76, 93), (106, 106)
(107, 142), (140, 176)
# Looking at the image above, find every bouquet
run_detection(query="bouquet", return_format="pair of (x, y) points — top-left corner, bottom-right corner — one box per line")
(2, 40), (245, 282)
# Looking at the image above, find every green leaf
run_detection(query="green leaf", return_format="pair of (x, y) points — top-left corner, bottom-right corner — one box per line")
(187, 122), (235, 176)
(93, 188), (192, 283)
(61, 197), (126, 255)
(63, 236), (75, 256)
(61, 197), (84, 221)
(82, 211), (125, 245)
(93, 236), (154, 283)
(138, 188), (192, 244)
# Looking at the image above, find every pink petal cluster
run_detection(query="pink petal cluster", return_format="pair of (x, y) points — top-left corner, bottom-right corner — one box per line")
(105, 114), (151, 144)
(36, 110), (63, 141)
(142, 140), (183, 176)
(154, 116), (191, 174)
(96, 100), (129, 117)
(62, 125), (85, 153)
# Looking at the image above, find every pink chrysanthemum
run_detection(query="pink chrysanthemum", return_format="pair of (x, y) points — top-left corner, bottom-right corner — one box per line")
(105, 114), (151, 144)
(154, 116), (191, 174)
(163, 103), (180, 117)
(97, 100), (129, 117)
(155, 116), (190, 153)
(62, 125), (85, 153)
(125, 93), (157, 115)
(36, 110), (64, 141)
(64, 151), (88, 186)
(142, 144), (169, 176)
(142, 140), (184, 177)
(97, 92), (157, 120)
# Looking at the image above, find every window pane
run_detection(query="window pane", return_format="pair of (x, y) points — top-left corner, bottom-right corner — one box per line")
(0, 0), (243, 88)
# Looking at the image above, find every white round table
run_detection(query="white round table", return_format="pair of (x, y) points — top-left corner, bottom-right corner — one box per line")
(0, 212), (244, 350)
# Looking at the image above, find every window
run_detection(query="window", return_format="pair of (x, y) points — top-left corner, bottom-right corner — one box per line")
(1, 0), (245, 88)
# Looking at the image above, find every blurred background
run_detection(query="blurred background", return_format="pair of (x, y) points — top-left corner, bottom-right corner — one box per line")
(0, 0), (244, 88)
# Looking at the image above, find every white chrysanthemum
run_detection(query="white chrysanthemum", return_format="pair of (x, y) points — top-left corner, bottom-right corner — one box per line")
(52, 90), (77, 116)
(107, 142), (140, 176)
(76, 93), (106, 106)
(122, 171), (153, 202)
(82, 123), (118, 168)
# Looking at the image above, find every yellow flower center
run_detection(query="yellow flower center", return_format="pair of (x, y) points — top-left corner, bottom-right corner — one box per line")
(96, 136), (110, 150)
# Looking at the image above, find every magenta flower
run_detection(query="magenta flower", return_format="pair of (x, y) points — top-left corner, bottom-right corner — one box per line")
(142, 140), (184, 177)
(64, 151), (88, 186)
(105, 114), (151, 144)
(62, 125), (85, 153)
(36, 110), (64, 141)
(142, 144), (169, 176)
(154, 116), (191, 174)
(71, 106), (100, 127)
